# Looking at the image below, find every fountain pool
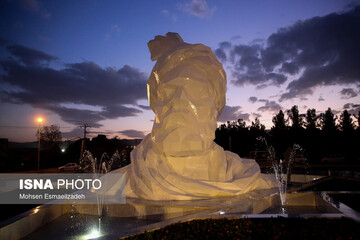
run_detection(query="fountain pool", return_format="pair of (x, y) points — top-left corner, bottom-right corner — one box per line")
(1, 174), (359, 239)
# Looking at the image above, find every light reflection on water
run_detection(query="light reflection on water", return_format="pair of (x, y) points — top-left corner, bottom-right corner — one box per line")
(21, 213), (159, 240)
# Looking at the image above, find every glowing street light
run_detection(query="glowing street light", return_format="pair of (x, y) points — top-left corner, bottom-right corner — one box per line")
(37, 117), (43, 171)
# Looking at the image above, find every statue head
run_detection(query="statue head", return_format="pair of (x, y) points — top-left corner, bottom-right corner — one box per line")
(148, 32), (185, 61)
(147, 33), (226, 157)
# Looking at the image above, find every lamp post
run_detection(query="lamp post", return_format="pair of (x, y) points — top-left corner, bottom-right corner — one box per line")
(37, 117), (43, 171)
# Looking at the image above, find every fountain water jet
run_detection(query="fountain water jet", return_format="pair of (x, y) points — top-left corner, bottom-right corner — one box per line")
(272, 145), (307, 206)
(80, 150), (121, 236)
(256, 137), (308, 206)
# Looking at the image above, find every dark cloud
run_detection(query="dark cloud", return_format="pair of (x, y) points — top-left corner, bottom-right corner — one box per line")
(118, 129), (145, 138)
(0, 44), (148, 128)
(255, 84), (269, 90)
(248, 96), (258, 103)
(214, 48), (227, 62)
(219, 41), (231, 49)
(102, 105), (142, 119)
(276, 7), (360, 100)
(332, 109), (340, 115)
(62, 128), (84, 139)
(344, 103), (352, 109)
(7, 45), (58, 65)
(217, 6), (360, 101)
(249, 38), (265, 45)
(340, 88), (358, 99)
(257, 100), (282, 112)
(137, 104), (151, 110)
(345, 1), (360, 10)
(229, 44), (287, 87)
(214, 41), (232, 62)
(47, 105), (105, 128)
(237, 112), (250, 121)
(252, 113), (262, 118)
(218, 105), (250, 122)
(178, 0), (216, 19)
(280, 62), (299, 75)
(279, 87), (313, 101)
(343, 103), (360, 114)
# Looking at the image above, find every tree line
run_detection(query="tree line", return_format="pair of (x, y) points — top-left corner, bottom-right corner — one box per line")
(215, 106), (360, 164)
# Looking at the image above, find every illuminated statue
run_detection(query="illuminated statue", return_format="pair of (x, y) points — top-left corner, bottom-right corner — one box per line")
(112, 33), (276, 200)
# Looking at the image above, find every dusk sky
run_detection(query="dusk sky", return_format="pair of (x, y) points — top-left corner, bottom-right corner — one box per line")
(1, 0), (359, 142)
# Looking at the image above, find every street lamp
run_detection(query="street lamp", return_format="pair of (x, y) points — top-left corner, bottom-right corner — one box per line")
(37, 117), (43, 171)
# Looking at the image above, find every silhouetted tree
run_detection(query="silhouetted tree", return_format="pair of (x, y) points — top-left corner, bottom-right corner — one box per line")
(272, 110), (287, 132)
(215, 119), (253, 157)
(227, 119), (250, 157)
(214, 106), (360, 166)
(287, 105), (303, 129)
(339, 110), (356, 162)
(34, 125), (62, 168)
(36, 125), (62, 147)
(319, 108), (340, 159)
(249, 117), (267, 155)
(250, 117), (265, 133)
(215, 124), (229, 150)
(305, 108), (318, 131)
(270, 110), (289, 159)
(355, 111), (360, 129)
(339, 110), (354, 133)
(320, 108), (338, 133)
(355, 111), (360, 162)
(287, 105), (305, 145)
(303, 108), (321, 163)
